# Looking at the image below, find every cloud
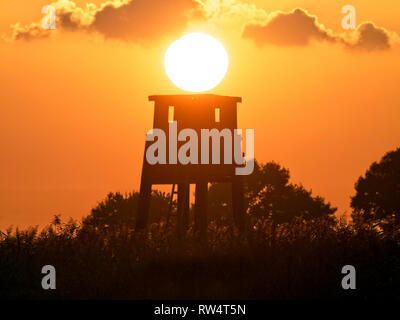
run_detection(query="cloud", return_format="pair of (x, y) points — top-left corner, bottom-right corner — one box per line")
(243, 8), (337, 46)
(200, 0), (268, 25)
(242, 8), (395, 51)
(10, 0), (97, 40)
(11, 23), (52, 41)
(90, 0), (203, 41)
(8, 1), (397, 52)
(10, 0), (204, 42)
(351, 22), (391, 51)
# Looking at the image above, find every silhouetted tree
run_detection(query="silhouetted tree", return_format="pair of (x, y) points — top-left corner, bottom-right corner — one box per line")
(208, 161), (337, 229)
(148, 190), (175, 223)
(208, 182), (232, 222)
(81, 191), (172, 232)
(351, 148), (400, 238)
(247, 162), (336, 234)
(82, 192), (138, 232)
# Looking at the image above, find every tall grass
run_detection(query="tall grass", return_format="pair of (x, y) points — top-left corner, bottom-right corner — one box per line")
(1, 215), (399, 299)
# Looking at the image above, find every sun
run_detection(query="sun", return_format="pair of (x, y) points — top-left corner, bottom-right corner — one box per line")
(164, 33), (229, 93)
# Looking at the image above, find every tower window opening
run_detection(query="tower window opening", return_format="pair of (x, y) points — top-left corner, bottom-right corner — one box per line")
(215, 108), (220, 123)
(168, 106), (174, 122)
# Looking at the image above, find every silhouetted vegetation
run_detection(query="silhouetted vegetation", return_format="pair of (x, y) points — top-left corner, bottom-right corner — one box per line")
(351, 148), (400, 240)
(209, 161), (337, 231)
(81, 190), (172, 233)
(1, 155), (400, 299)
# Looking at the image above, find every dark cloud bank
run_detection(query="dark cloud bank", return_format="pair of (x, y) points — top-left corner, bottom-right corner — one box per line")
(12, 0), (203, 42)
(243, 8), (393, 51)
(11, 2), (396, 52)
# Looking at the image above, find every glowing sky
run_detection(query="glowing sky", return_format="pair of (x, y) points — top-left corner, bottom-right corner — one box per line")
(0, 0), (399, 228)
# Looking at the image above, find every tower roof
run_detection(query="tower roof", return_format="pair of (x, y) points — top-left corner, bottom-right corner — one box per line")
(148, 94), (242, 104)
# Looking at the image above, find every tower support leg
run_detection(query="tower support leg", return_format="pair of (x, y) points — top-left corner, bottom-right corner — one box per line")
(177, 182), (190, 236)
(194, 181), (208, 238)
(136, 177), (152, 230)
(232, 177), (245, 232)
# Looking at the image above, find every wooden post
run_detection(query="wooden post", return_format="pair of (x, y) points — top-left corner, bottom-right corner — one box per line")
(195, 181), (208, 238)
(177, 182), (190, 236)
(232, 177), (245, 231)
(136, 178), (152, 230)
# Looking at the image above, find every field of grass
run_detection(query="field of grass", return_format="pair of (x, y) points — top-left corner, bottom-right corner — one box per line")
(1, 215), (399, 300)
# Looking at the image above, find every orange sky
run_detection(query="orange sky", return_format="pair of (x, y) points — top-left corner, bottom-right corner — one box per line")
(0, 0), (399, 228)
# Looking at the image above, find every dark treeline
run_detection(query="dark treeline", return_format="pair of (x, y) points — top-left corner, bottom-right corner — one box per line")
(1, 148), (400, 299)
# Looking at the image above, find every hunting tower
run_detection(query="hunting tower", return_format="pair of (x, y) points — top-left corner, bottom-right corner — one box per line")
(135, 94), (245, 236)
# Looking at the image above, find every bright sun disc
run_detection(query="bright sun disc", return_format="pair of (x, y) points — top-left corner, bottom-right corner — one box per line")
(164, 33), (229, 92)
